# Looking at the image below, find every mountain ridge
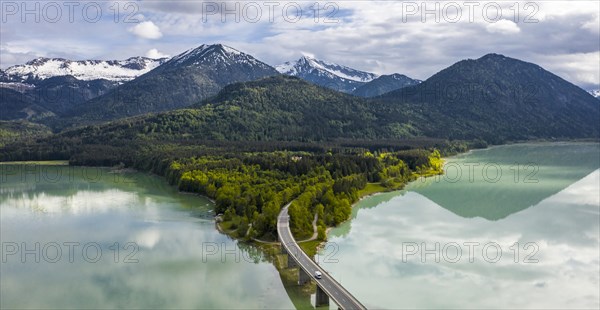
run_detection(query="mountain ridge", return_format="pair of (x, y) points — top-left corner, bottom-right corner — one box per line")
(1, 46), (597, 144)
(3, 56), (168, 83)
(353, 73), (421, 97)
(63, 44), (280, 122)
(276, 56), (379, 93)
(376, 53), (599, 142)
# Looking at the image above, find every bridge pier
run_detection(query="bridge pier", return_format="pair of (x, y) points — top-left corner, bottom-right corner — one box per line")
(280, 238), (287, 254)
(315, 285), (330, 307)
(298, 268), (310, 285)
(287, 255), (298, 268)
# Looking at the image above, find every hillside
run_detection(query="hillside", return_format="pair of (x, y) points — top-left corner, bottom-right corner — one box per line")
(376, 54), (600, 143)
(0, 76), (117, 122)
(58, 76), (386, 144)
(0, 120), (52, 147)
(0, 88), (54, 120)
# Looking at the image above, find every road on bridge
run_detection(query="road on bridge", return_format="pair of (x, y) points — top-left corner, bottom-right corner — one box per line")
(277, 203), (367, 310)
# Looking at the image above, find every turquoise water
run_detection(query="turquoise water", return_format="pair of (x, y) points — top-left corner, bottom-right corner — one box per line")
(2, 143), (598, 309)
(0, 166), (294, 309)
(319, 143), (600, 309)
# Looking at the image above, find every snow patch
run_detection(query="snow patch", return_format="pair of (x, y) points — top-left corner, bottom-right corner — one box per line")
(275, 62), (297, 75)
(277, 56), (378, 82)
(0, 82), (35, 92)
(5, 57), (168, 82)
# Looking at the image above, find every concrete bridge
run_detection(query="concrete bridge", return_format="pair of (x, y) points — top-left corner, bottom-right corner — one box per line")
(277, 204), (367, 309)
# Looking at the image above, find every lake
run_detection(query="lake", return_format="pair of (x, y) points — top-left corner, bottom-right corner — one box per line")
(0, 165), (294, 309)
(318, 142), (600, 309)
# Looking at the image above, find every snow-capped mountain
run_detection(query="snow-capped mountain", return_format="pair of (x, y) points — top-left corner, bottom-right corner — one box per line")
(166, 44), (272, 71)
(277, 56), (378, 82)
(1, 56), (168, 121)
(4, 56), (168, 83)
(588, 89), (600, 99)
(69, 44), (279, 121)
(276, 56), (379, 93)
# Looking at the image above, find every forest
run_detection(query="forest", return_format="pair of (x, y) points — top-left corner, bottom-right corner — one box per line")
(166, 149), (443, 240)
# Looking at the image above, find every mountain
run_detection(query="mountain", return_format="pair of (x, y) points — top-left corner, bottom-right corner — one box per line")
(589, 89), (600, 99)
(352, 73), (421, 97)
(66, 44), (280, 122)
(276, 56), (378, 93)
(3, 51), (597, 146)
(376, 53), (600, 143)
(3, 56), (167, 83)
(4, 55), (600, 163)
(0, 57), (168, 121)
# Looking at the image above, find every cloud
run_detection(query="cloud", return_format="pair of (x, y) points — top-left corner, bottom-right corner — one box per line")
(145, 48), (170, 59)
(582, 15), (599, 34)
(486, 20), (521, 34)
(1, 0), (598, 90)
(0, 47), (39, 68)
(128, 21), (163, 39)
(140, 2), (207, 14)
(535, 52), (600, 90)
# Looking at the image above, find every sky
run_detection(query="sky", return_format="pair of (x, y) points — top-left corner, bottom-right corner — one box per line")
(1, 0), (599, 90)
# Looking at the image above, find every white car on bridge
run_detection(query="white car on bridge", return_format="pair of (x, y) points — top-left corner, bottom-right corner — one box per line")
(314, 271), (322, 279)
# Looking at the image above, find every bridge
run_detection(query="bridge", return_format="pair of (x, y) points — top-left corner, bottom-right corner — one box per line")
(277, 203), (367, 309)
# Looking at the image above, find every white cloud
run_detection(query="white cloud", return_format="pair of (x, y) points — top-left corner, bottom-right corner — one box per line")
(0, 47), (39, 68)
(300, 51), (315, 58)
(582, 15), (599, 34)
(128, 21), (163, 39)
(535, 52), (600, 88)
(1, 0), (598, 89)
(145, 48), (170, 59)
(486, 19), (521, 34)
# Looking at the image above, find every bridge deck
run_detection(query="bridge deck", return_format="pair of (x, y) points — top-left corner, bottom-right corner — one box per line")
(277, 203), (367, 310)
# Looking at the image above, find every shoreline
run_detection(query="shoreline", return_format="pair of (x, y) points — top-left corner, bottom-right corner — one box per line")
(0, 160), (69, 165)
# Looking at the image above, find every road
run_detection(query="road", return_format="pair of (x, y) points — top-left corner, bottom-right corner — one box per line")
(277, 203), (367, 310)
